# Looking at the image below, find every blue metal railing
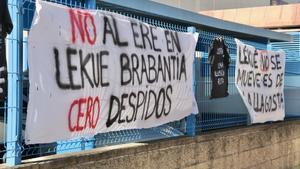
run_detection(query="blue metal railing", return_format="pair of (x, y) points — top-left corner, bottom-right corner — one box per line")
(194, 29), (268, 132)
(1, 0), (296, 166)
(270, 32), (300, 120)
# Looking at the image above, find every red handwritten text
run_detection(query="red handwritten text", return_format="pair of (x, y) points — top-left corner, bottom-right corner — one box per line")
(69, 9), (97, 45)
(68, 96), (100, 132)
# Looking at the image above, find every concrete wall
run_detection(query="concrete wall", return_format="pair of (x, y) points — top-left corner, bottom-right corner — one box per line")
(4, 120), (300, 169)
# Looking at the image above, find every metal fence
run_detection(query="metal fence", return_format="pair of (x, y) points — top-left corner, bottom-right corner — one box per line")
(270, 32), (300, 120)
(1, 0), (297, 166)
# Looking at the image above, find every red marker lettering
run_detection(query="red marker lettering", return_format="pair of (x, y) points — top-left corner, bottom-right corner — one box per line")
(69, 9), (97, 45)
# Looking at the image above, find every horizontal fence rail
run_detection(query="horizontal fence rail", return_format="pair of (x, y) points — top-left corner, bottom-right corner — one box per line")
(0, 0), (298, 166)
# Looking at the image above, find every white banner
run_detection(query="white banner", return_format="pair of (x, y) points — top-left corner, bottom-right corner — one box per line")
(235, 39), (285, 123)
(25, 1), (199, 144)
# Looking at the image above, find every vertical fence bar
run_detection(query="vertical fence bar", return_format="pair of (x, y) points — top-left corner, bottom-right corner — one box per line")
(86, 0), (96, 9)
(186, 26), (197, 136)
(6, 0), (23, 165)
(23, 33), (28, 73)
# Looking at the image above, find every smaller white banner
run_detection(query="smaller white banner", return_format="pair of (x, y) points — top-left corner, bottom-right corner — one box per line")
(235, 39), (285, 123)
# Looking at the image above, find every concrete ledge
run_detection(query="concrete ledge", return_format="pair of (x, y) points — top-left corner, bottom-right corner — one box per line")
(2, 120), (300, 169)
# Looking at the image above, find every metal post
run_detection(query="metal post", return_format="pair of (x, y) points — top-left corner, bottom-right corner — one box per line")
(186, 26), (197, 136)
(6, 0), (23, 165)
(267, 40), (272, 50)
(23, 32), (28, 73)
(86, 0), (96, 9)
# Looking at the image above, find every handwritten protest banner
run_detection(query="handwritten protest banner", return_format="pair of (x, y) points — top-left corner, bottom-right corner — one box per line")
(25, 1), (199, 144)
(235, 39), (285, 123)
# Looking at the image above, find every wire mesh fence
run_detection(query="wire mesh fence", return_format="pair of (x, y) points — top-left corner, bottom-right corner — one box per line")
(194, 30), (267, 132)
(9, 0), (189, 163)
(1, 0), (298, 166)
(271, 32), (300, 120)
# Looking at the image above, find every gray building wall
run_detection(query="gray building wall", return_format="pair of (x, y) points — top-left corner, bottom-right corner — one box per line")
(151, 0), (300, 12)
